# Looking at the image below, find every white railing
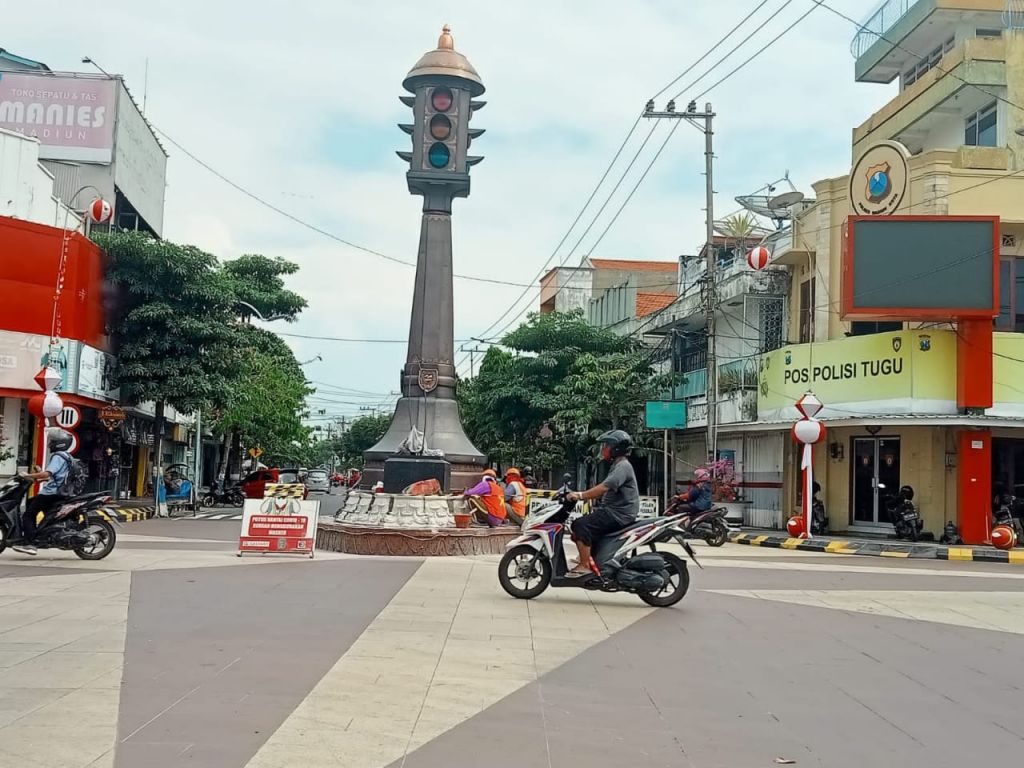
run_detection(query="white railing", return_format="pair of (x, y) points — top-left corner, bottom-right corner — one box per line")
(851, 0), (918, 59)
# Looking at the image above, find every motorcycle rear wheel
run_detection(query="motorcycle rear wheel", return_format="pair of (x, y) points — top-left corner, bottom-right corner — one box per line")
(639, 552), (690, 607)
(706, 519), (728, 547)
(74, 520), (116, 561)
(202, 494), (216, 508)
(498, 545), (551, 599)
(229, 491), (245, 506)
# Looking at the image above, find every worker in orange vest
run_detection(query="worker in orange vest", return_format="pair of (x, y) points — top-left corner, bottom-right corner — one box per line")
(462, 469), (506, 526)
(503, 467), (528, 525)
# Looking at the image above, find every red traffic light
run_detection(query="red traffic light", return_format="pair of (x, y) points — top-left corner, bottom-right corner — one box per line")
(431, 87), (453, 112)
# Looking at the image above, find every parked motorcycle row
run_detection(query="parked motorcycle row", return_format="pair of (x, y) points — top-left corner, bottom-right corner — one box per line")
(0, 476), (118, 560)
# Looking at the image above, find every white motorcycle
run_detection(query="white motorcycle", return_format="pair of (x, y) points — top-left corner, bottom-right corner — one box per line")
(498, 478), (700, 608)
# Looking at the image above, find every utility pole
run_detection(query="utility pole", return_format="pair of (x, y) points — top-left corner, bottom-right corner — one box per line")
(459, 343), (487, 377)
(643, 99), (717, 466)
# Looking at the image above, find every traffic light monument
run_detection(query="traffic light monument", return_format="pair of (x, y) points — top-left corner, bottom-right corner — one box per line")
(363, 25), (487, 492)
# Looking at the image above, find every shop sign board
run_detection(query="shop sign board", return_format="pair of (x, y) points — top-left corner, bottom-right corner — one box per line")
(644, 400), (687, 430)
(238, 497), (318, 557)
(757, 330), (958, 420)
(0, 72), (117, 163)
(0, 331), (75, 392)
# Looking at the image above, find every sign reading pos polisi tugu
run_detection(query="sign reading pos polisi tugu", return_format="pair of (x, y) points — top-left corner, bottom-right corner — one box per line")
(757, 330), (958, 421)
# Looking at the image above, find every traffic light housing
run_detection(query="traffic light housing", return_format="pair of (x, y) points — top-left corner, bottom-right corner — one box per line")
(397, 82), (484, 193)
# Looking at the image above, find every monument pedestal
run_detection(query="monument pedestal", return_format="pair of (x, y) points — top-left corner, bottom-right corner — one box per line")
(382, 457), (450, 494)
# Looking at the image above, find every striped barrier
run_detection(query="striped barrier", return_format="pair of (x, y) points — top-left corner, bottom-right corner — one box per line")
(264, 483), (306, 499)
(729, 532), (1024, 564)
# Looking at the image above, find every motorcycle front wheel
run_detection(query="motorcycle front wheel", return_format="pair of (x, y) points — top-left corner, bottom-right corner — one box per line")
(706, 519), (729, 547)
(498, 545), (551, 599)
(639, 552), (690, 607)
(74, 520), (117, 561)
(202, 494), (216, 508)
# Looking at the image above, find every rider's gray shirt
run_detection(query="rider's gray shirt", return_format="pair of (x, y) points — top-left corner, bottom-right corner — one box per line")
(600, 457), (640, 524)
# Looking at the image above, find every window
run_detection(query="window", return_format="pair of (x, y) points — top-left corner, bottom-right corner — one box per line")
(850, 321), (903, 336)
(995, 257), (1024, 332)
(798, 278), (815, 344)
(903, 37), (955, 88)
(965, 102), (997, 147)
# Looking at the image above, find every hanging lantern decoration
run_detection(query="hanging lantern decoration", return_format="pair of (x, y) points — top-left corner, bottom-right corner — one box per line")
(34, 366), (62, 392)
(792, 392), (826, 539)
(746, 245), (770, 270)
(87, 197), (114, 224)
(27, 393), (47, 418)
(42, 390), (64, 419)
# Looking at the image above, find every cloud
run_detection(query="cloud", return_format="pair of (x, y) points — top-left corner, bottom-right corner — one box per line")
(4, 0), (894, 418)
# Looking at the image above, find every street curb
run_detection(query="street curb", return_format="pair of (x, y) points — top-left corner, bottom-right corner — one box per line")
(729, 532), (1024, 565)
(101, 506), (157, 523)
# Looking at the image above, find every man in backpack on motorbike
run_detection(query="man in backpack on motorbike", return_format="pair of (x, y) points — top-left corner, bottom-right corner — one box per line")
(12, 428), (75, 556)
(565, 430), (639, 578)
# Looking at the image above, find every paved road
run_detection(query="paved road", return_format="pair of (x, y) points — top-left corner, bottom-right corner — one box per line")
(187, 491), (346, 521)
(2, 521), (1023, 767)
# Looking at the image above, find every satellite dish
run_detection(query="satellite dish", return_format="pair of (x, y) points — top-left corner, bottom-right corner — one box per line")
(768, 190), (805, 210)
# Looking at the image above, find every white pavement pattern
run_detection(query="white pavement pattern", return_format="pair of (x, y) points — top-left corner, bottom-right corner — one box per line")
(244, 557), (654, 768)
(709, 589), (1024, 634)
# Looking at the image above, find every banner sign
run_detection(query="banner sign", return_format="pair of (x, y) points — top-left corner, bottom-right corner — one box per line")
(239, 497), (318, 557)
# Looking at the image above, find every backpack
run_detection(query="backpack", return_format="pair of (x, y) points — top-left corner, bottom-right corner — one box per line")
(54, 451), (88, 496)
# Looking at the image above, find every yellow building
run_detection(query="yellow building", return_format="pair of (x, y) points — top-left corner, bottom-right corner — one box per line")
(737, 1), (1024, 539)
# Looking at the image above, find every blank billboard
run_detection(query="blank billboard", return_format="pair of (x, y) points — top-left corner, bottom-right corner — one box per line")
(843, 216), (999, 320)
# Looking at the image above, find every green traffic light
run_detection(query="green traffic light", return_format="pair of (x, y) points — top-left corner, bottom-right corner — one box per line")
(428, 142), (450, 169)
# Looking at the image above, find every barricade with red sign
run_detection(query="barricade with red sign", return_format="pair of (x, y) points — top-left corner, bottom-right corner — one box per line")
(238, 488), (319, 558)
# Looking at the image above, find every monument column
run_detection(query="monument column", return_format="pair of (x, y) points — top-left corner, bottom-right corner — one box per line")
(363, 25), (486, 491)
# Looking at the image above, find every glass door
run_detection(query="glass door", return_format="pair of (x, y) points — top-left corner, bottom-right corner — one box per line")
(851, 437), (901, 526)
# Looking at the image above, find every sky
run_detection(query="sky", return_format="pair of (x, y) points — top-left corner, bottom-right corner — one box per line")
(5, 0), (895, 427)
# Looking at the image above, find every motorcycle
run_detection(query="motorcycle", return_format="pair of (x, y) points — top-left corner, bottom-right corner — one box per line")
(882, 483), (924, 541)
(202, 478), (244, 508)
(498, 480), (700, 608)
(0, 476), (118, 560)
(664, 499), (730, 547)
(993, 494), (1024, 544)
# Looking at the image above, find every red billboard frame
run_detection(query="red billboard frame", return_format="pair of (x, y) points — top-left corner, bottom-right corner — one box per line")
(842, 215), (1000, 321)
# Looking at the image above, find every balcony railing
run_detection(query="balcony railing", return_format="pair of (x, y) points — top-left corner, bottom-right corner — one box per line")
(851, 0), (917, 59)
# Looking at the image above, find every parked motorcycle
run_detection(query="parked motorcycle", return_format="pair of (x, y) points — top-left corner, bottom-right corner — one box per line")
(201, 478), (244, 508)
(882, 483), (924, 541)
(664, 499), (730, 547)
(993, 494), (1024, 545)
(498, 482), (700, 607)
(0, 476), (118, 560)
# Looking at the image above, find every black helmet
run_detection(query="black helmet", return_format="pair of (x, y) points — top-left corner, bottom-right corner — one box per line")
(47, 427), (73, 452)
(899, 485), (914, 501)
(596, 429), (632, 458)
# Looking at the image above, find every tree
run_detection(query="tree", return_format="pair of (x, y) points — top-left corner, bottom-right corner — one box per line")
(95, 232), (241, 498)
(223, 254), (306, 321)
(719, 212), (761, 240)
(337, 414), (392, 469)
(458, 310), (676, 479)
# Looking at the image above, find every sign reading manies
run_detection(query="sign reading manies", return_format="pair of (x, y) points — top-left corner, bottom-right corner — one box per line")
(757, 330), (957, 420)
(0, 72), (116, 163)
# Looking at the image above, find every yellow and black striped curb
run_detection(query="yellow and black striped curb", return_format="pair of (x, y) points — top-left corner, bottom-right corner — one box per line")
(99, 506), (156, 523)
(264, 483), (306, 498)
(729, 532), (1024, 565)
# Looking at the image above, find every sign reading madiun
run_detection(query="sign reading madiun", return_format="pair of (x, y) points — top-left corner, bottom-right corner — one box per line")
(0, 72), (116, 163)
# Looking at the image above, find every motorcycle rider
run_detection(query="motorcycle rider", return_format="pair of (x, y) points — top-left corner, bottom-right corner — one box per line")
(12, 428), (74, 556)
(566, 430), (639, 577)
(672, 468), (713, 516)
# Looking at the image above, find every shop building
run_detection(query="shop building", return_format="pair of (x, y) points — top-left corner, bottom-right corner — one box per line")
(737, 1), (1024, 542)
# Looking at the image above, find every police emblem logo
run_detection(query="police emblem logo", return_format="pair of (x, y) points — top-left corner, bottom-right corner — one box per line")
(892, 336), (902, 353)
(866, 161), (892, 204)
(418, 368), (439, 393)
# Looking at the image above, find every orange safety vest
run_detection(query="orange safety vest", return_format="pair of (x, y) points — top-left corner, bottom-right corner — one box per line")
(506, 479), (528, 518)
(481, 478), (506, 520)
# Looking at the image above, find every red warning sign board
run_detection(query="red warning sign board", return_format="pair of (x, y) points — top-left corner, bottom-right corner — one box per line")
(238, 499), (318, 557)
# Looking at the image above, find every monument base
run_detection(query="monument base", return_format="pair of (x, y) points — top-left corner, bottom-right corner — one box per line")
(382, 457), (451, 494)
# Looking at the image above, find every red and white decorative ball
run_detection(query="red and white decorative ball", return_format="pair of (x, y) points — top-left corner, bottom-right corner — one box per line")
(747, 246), (770, 270)
(88, 197), (113, 224)
(786, 515), (806, 538)
(792, 418), (826, 445)
(41, 390), (64, 419)
(992, 525), (1017, 550)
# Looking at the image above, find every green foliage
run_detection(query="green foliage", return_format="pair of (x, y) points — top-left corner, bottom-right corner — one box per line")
(0, 434), (12, 464)
(337, 414), (392, 468)
(223, 254), (307, 321)
(459, 310), (677, 471)
(95, 232), (240, 414)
